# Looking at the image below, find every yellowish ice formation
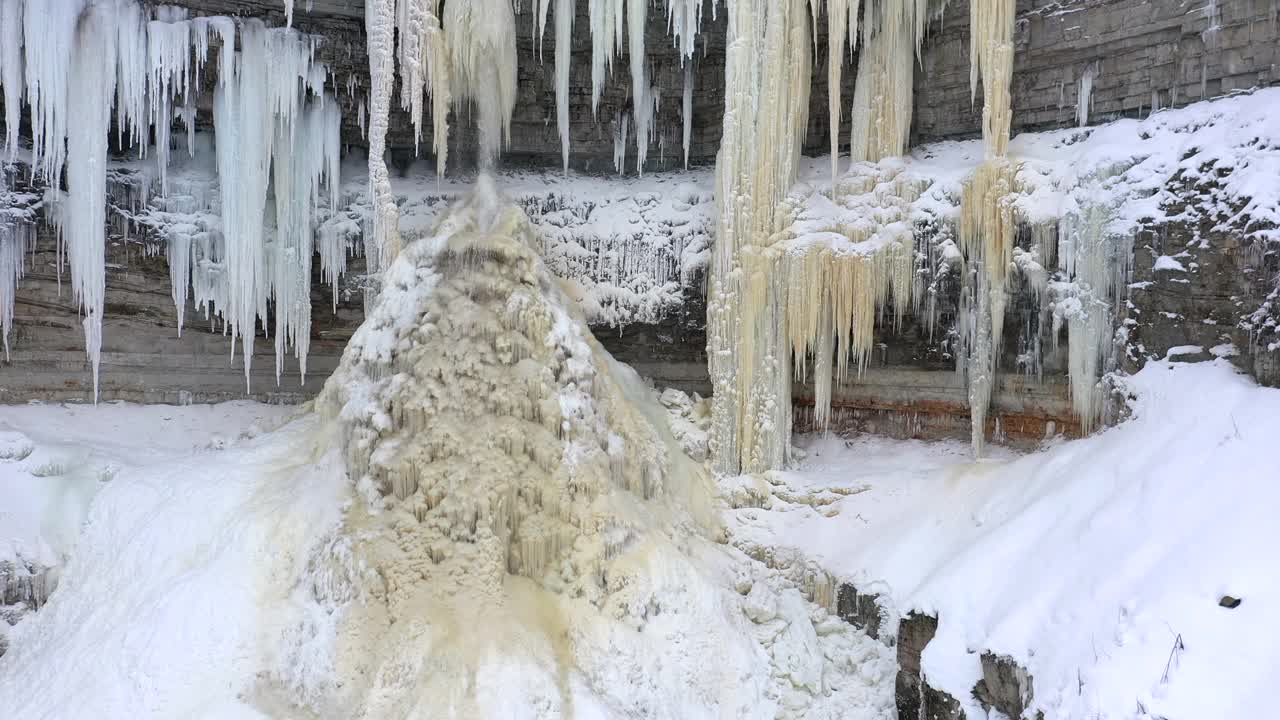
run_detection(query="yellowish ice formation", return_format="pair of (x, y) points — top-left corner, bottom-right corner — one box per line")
(957, 0), (1018, 455)
(708, 0), (814, 475)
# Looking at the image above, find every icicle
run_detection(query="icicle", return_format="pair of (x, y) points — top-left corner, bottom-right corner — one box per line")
(848, 13), (913, 163)
(0, 0), (24, 159)
(708, 0), (813, 475)
(824, 0), (860, 184)
(1077, 62), (1096, 127)
(613, 111), (629, 174)
(681, 63), (693, 169)
(65, 3), (119, 401)
(366, 0), (402, 275)
(24, 0), (84, 187)
(555, 0), (574, 173)
(957, 0), (1017, 455)
(284, 0), (295, 27)
(394, 0), (450, 174)
(444, 0), (517, 169)
(536, 0), (553, 58)
(0, 172), (33, 359)
(627, 0), (652, 173)
(148, 14), (194, 195)
(115, 1), (149, 155)
(589, 0), (624, 117)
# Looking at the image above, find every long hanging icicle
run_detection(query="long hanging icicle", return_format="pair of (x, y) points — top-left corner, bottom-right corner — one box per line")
(555, 0), (574, 172)
(395, 0), (450, 175)
(824, 0), (859, 184)
(958, 0), (1018, 455)
(65, 3), (120, 401)
(589, 0), (624, 117)
(708, 0), (813, 475)
(24, 0), (84, 188)
(0, 0), (24, 159)
(626, 0), (653, 173)
(443, 0), (517, 169)
(366, 0), (402, 274)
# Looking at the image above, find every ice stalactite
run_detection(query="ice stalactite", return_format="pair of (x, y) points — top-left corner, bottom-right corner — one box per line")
(956, 0), (1017, 455)
(23, 0), (83, 188)
(444, 0), (518, 169)
(0, 0), (24, 159)
(668, 0), (707, 169)
(627, 0), (653, 173)
(589, 0), (625, 116)
(0, 170), (36, 360)
(613, 111), (630, 173)
(847, 3), (915, 163)
(271, 100), (342, 384)
(824, 0), (860, 184)
(555, 0), (574, 173)
(115, 1), (149, 155)
(65, 3), (119, 400)
(708, 0), (813, 475)
(1077, 62), (1096, 127)
(394, 0), (450, 175)
(365, 0), (402, 278)
(148, 10), (193, 195)
(1051, 181), (1133, 434)
(211, 20), (337, 390)
(681, 64), (693, 169)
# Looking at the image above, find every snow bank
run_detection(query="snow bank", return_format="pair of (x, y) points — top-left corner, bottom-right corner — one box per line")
(726, 359), (1280, 719)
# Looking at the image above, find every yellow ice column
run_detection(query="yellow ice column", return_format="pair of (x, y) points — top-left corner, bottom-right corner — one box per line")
(708, 0), (813, 475)
(958, 0), (1018, 456)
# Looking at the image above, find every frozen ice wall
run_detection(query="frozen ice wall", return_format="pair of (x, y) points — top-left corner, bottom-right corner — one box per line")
(0, 1), (340, 398)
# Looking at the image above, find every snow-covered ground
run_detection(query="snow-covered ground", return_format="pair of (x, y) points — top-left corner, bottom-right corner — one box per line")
(726, 358), (1280, 719)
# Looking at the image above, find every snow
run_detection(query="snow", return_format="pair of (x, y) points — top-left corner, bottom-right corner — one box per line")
(724, 359), (1280, 719)
(1153, 254), (1187, 272)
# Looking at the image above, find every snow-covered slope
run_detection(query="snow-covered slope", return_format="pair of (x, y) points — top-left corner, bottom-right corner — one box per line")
(726, 358), (1280, 719)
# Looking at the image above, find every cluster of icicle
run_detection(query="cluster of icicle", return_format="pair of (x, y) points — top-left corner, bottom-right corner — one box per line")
(707, 0), (934, 475)
(0, 165), (37, 360)
(319, 175), (670, 604)
(706, 0), (1132, 470)
(0, 0), (340, 398)
(953, 0), (1018, 455)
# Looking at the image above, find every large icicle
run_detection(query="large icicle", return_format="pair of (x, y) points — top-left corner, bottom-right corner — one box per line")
(147, 10), (193, 195)
(848, 7), (914, 163)
(443, 0), (517, 169)
(115, 1), (149, 155)
(23, 0), (84, 187)
(626, 0), (653, 173)
(708, 0), (813, 475)
(0, 0), (23, 159)
(365, 0), (402, 275)
(589, 0), (624, 117)
(65, 3), (119, 401)
(957, 0), (1018, 455)
(555, 0), (574, 172)
(394, 0), (450, 175)
(824, 0), (859, 183)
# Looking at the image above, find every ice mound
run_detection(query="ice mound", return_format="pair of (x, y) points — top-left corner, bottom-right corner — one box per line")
(272, 179), (893, 718)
